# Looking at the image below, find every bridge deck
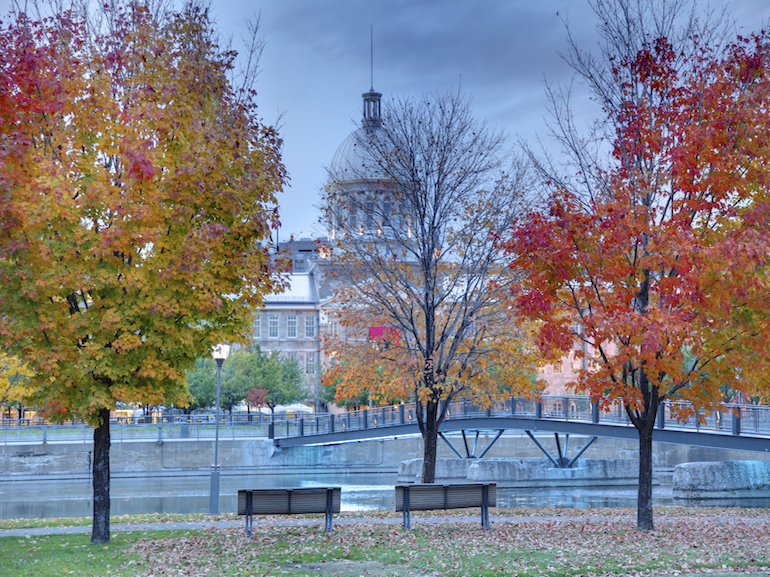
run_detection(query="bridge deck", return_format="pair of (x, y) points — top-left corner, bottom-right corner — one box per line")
(273, 397), (770, 454)
(3, 396), (768, 452)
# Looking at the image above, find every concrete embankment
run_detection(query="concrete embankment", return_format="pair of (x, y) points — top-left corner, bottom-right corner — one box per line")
(674, 460), (770, 499)
(398, 457), (644, 487)
(0, 437), (416, 481)
(1, 431), (769, 483)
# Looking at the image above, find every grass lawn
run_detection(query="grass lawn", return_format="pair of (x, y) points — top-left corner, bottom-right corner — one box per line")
(1, 507), (769, 576)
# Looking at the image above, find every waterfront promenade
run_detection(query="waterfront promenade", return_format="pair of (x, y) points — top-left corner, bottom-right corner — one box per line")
(1, 508), (769, 576)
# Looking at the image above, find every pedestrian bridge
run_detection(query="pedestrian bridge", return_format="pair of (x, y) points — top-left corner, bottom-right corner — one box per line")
(3, 396), (769, 466)
(273, 396), (770, 464)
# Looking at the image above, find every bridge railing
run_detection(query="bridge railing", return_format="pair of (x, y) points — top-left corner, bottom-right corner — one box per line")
(270, 396), (770, 440)
(0, 418), (276, 445)
(4, 395), (770, 444)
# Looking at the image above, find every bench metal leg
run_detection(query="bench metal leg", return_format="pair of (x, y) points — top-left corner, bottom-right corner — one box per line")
(325, 488), (334, 533)
(403, 486), (411, 531)
(481, 485), (490, 530)
(245, 491), (253, 537)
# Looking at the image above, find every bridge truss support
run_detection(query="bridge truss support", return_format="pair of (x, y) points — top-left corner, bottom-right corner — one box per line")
(438, 429), (505, 459)
(525, 431), (598, 468)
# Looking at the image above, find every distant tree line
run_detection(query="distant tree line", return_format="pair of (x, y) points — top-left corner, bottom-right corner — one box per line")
(185, 346), (305, 419)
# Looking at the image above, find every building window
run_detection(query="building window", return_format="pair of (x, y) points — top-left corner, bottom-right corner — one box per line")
(268, 314), (279, 339)
(254, 315), (261, 339)
(306, 352), (316, 374)
(571, 353), (582, 373)
(305, 315), (316, 338)
(287, 352), (299, 364)
(398, 200), (407, 226)
(365, 200), (374, 229)
(293, 259), (306, 272)
(330, 321), (339, 337)
(383, 201), (391, 222)
(287, 315), (297, 338)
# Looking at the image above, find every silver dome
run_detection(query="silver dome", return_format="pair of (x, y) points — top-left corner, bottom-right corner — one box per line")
(330, 127), (383, 179)
(329, 87), (387, 181)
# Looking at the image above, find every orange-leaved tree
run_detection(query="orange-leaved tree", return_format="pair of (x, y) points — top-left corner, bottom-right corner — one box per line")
(322, 90), (544, 482)
(0, 4), (286, 543)
(323, 306), (545, 415)
(507, 6), (770, 531)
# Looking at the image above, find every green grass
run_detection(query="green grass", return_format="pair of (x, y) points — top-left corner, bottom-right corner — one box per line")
(1, 508), (770, 576)
(0, 531), (179, 577)
(0, 512), (238, 530)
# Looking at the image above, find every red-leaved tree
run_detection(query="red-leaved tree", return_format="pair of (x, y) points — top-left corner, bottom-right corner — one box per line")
(247, 386), (268, 412)
(507, 8), (770, 531)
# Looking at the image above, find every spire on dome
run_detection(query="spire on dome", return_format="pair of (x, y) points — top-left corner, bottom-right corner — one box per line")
(362, 25), (382, 128)
(362, 88), (382, 128)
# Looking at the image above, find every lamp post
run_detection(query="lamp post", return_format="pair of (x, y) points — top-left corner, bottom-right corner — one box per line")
(210, 343), (230, 514)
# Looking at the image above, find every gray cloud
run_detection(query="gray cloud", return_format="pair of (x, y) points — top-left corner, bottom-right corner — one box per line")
(1, 0), (767, 238)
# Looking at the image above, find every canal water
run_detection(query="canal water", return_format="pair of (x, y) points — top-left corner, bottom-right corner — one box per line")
(2, 473), (769, 520)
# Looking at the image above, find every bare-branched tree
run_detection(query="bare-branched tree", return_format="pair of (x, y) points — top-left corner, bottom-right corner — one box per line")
(322, 90), (542, 483)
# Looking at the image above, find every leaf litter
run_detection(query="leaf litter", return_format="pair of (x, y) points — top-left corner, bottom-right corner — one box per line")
(122, 507), (770, 576)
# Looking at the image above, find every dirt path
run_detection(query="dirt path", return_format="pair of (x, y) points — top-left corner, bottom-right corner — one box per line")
(4, 512), (770, 537)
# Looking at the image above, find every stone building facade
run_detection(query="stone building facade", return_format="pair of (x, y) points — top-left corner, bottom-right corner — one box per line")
(253, 86), (587, 408)
(253, 237), (333, 409)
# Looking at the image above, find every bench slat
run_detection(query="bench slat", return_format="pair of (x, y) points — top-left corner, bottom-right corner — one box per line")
(394, 483), (496, 531)
(238, 487), (341, 516)
(394, 483), (496, 512)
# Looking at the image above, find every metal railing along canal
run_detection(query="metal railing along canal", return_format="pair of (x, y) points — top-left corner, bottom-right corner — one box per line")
(3, 396), (770, 445)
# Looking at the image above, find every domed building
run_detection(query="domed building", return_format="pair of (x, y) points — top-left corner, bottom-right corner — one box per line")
(249, 87), (388, 410)
(326, 86), (408, 244)
(330, 86), (383, 177)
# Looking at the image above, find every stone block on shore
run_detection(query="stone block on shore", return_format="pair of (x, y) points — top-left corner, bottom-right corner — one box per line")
(398, 457), (643, 487)
(397, 458), (471, 484)
(673, 460), (770, 499)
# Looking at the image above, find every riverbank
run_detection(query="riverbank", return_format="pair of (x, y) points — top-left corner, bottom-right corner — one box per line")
(1, 508), (769, 576)
(7, 470), (770, 522)
(3, 433), (769, 482)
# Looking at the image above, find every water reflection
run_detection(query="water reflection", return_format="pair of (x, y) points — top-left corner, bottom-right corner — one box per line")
(1, 474), (768, 520)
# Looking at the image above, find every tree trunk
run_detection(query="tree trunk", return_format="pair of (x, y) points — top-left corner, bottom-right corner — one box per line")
(634, 268), (655, 531)
(637, 424), (655, 531)
(420, 401), (439, 483)
(91, 407), (111, 544)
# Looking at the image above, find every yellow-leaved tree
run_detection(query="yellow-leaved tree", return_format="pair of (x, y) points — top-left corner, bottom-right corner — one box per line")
(0, 4), (286, 542)
(0, 353), (33, 419)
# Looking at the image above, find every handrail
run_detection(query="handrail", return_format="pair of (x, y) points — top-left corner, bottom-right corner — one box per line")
(2, 395), (769, 445)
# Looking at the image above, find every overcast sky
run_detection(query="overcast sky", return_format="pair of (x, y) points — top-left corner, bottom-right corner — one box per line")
(2, 1), (768, 239)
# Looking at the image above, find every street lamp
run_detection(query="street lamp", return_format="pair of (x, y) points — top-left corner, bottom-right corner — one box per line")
(209, 343), (230, 514)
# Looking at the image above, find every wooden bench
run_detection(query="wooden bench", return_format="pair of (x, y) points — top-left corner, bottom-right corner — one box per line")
(238, 487), (341, 536)
(394, 482), (496, 530)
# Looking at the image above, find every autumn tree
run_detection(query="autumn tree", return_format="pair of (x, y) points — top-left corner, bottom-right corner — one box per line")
(0, 4), (286, 543)
(507, 0), (770, 530)
(245, 385), (267, 414)
(0, 353), (33, 420)
(322, 90), (543, 483)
